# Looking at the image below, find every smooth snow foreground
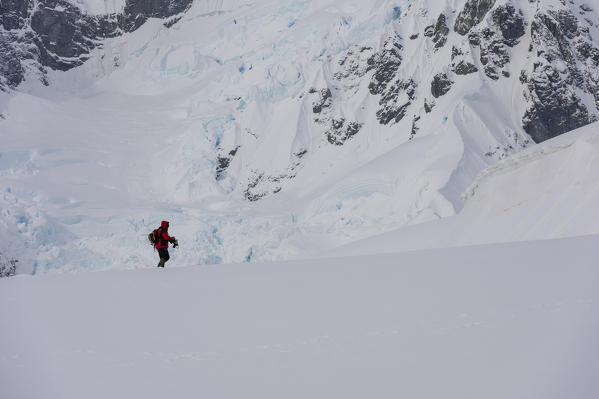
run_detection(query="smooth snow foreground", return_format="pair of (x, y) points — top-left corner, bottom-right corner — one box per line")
(2, 235), (599, 399)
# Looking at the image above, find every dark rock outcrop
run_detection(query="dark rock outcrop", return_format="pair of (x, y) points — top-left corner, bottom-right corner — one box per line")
(410, 115), (420, 139)
(522, 67), (593, 142)
(30, 2), (121, 71)
(424, 99), (435, 113)
(521, 9), (599, 142)
(425, 14), (450, 50)
(375, 79), (416, 124)
(431, 73), (453, 98)
(0, 0), (193, 90)
(453, 61), (478, 75)
(460, 3), (525, 82)
(312, 88), (332, 114)
(477, 28), (510, 80)
(451, 46), (478, 75)
(326, 119), (363, 145)
(0, 0), (30, 30)
(492, 4), (525, 46)
(367, 34), (403, 95)
(123, 0), (193, 31)
(454, 0), (496, 35)
(216, 147), (239, 181)
(334, 46), (373, 82)
(367, 33), (416, 125)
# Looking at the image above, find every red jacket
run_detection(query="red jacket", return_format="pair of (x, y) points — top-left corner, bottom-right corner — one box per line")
(155, 221), (175, 249)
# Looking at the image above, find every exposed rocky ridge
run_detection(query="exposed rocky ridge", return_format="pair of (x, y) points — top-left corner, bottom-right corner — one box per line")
(239, 0), (599, 200)
(492, 3), (526, 46)
(243, 159), (303, 201)
(0, 0), (192, 90)
(451, 46), (479, 75)
(461, 3), (525, 80)
(431, 72), (454, 98)
(522, 7), (599, 142)
(367, 32), (417, 125)
(425, 13), (450, 50)
(449, 0), (598, 142)
(454, 0), (497, 35)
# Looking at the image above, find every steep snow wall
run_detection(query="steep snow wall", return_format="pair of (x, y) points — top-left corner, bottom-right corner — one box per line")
(329, 121), (599, 257)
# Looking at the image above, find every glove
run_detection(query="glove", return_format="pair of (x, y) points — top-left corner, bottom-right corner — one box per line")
(172, 239), (179, 248)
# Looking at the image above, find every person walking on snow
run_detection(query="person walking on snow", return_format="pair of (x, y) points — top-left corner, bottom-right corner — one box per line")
(155, 221), (177, 268)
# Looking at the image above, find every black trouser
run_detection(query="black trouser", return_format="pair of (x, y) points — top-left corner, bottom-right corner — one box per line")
(157, 247), (170, 262)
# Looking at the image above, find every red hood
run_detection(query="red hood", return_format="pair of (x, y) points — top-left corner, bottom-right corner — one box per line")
(161, 221), (169, 229)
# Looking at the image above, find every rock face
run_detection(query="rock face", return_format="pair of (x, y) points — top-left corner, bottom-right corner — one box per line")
(0, 0), (193, 90)
(522, 9), (599, 142)
(0, 0), (30, 31)
(431, 73), (453, 98)
(425, 14), (450, 50)
(30, 1), (121, 71)
(454, 0), (496, 36)
(326, 119), (363, 146)
(451, 46), (478, 75)
(4, 0), (599, 206)
(123, 0), (193, 31)
(492, 3), (526, 46)
(367, 32), (417, 125)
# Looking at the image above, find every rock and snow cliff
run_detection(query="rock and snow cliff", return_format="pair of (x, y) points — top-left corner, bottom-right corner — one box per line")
(1, 0), (598, 273)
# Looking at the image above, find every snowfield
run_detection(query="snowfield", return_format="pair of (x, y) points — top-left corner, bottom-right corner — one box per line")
(2, 234), (599, 399)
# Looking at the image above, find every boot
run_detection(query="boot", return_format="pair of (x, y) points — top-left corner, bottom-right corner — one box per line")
(157, 259), (166, 268)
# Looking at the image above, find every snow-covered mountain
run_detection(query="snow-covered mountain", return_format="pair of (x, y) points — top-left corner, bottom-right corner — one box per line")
(1, 0), (599, 274)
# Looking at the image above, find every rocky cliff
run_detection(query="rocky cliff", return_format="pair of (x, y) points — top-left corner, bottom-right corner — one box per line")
(0, 0), (192, 89)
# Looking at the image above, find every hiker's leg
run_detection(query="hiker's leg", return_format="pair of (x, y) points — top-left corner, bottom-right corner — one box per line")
(157, 248), (168, 267)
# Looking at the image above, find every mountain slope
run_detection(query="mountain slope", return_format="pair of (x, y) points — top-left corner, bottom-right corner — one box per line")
(1, 0), (599, 273)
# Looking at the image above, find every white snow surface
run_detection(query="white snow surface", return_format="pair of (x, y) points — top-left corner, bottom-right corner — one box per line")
(66, 0), (126, 15)
(1, 234), (599, 399)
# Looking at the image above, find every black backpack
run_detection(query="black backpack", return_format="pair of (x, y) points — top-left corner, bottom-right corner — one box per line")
(148, 228), (161, 246)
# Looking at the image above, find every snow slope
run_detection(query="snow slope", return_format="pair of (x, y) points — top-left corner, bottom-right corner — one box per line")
(329, 121), (599, 257)
(1, 234), (599, 398)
